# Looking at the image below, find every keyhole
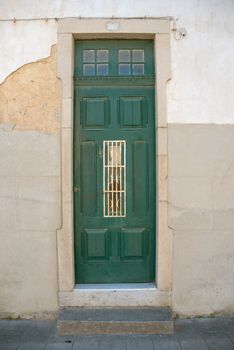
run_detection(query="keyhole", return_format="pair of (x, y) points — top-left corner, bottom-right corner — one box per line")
(98, 145), (102, 158)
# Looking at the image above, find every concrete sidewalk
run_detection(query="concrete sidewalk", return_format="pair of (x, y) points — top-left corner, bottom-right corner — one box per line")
(0, 317), (233, 349)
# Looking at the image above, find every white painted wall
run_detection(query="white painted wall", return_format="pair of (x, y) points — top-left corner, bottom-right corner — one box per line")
(0, 0), (234, 123)
(0, 21), (57, 84)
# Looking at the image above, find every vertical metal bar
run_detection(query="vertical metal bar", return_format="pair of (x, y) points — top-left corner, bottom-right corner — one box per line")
(103, 141), (105, 217)
(120, 141), (122, 216)
(118, 142), (119, 216)
(124, 141), (126, 216)
(115, 141), (118, 216)
(107, 141), (110, 217)
(111, 141), (114, 216)
(102, 141), (106, 216)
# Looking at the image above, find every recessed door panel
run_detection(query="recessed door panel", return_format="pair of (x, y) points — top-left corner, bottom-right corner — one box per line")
(120, 228), (149, 261)
(119, 96), (147, 128)
(81, 229), (110, 260)
(81, 97), (110, 128)
(80, 141), (97, 216)
(133, 141), (149, 216)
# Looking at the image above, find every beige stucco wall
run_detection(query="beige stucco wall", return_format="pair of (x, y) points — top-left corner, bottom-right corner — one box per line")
(0, 46), (60, 133)
(169, 125), (234, 316)
(0, 47), (61, 318)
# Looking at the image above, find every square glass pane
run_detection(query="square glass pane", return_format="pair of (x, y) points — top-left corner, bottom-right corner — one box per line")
(119, 50), (131, 62)
(119, 64), (131, 75)
(97, 50), (109, 62)
(97, 64), (108, 76)
(132, 64), (144, 75)
(83, 64), (95, 76)
(108, 144), (122, 166)
(83, 50), (95, 62)
(132, 50), (144, 62)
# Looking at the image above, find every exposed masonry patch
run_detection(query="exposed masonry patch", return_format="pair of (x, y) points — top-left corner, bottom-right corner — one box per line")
(0, 45), (60, 133)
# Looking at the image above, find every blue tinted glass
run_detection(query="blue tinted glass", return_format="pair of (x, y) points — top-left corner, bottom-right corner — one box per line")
(83, 64), (95, 75)
(132, 50), (144, 62)
(97, 64), (108, 75)
(119, 50), (131, 62)
(119, 64), (131, 75)
(97, 50), (109, 62)
(132, 64), (144, 75)
(83, 50), (95, 62)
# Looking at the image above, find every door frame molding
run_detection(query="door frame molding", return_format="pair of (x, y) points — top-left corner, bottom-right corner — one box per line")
(57, 18), (172, 306)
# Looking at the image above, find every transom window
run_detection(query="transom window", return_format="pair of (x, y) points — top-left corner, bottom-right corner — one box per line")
(118, 49), (144, 75)
(83, 49), (109, 76)
(75, 40), (154, 78)
(82, 49), (145, 76)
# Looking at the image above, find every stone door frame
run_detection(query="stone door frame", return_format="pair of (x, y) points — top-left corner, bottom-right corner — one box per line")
(57, 18), (172, 307)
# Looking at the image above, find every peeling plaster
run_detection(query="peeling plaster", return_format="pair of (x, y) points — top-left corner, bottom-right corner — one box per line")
(0, 45), (60, 133)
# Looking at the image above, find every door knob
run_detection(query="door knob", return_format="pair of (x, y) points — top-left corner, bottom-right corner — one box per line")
(73, 186), (80, 192)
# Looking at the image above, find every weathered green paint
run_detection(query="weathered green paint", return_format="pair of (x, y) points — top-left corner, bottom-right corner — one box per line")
(74, 40), (156, 283)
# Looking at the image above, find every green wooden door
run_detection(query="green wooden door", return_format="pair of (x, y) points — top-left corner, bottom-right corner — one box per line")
(74, 40), (156, 283)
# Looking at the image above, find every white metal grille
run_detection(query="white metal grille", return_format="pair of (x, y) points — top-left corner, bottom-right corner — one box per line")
(103, 141), (126, 217)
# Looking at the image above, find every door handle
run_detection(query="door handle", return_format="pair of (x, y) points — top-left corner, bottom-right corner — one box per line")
(73, 186), (80, 193)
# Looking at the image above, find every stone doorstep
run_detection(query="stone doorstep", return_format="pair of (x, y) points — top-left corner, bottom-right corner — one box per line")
(57, 307), (174, 335)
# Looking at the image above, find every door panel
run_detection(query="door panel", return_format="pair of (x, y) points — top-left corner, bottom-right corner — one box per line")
(81, 97), (110, 128)
(74, 40), (156, 283)
(119, 96), (147, 128)
(82, 229), (110, 260)
(120, 228), (149, 261)
(80, 141), (97, 216)
(133, 141), (149, 216)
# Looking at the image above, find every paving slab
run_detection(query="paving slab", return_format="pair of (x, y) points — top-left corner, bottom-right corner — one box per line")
(0, 341), (21, 350)
(221, 318), (234, 342)
(175, 319), (195, 334)
(18, 342), (47, 350)
(193, 318), (227, 334)
(153, 334), (181, 350)
(99, 335), (127, 350)
(45, 342), (73, 350)
(179, 335), (209, 350)
(127, 336), (154, 350)
(205, 333), (234, 350)
(0, 320), (11, 332)
(0, 317), (233, 349)
(72, 336), (100, 350)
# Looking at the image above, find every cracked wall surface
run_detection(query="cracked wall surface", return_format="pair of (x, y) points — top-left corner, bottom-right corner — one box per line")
(0, 45), (60, 133)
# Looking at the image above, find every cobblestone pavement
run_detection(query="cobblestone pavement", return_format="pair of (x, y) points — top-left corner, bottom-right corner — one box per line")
(0, 317), (233, 349)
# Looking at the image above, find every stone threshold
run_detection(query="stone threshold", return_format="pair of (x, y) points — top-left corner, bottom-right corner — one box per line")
(76, 283), (157, 290)
(59, 283), (171, 308)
